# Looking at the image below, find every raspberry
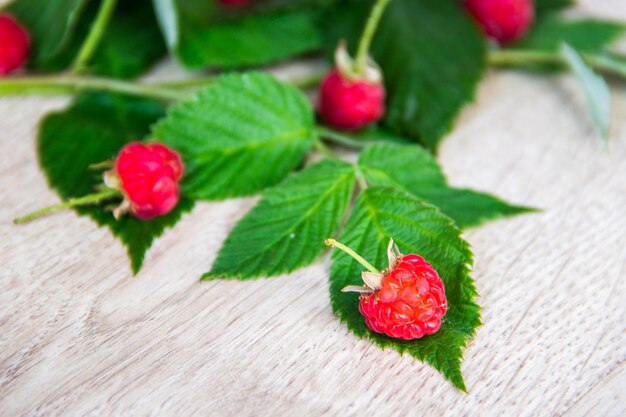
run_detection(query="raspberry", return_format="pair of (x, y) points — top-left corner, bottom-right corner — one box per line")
(109, 142), (184, 220)
(319, 43), (385, 131)
(327, 238), (447, 340)
(0, 13), (29, 75)
(359, 253), (447, 340)
(464, 0), (534, 43)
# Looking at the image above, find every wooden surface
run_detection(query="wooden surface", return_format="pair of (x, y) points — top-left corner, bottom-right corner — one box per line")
(1, 3), (626, 417)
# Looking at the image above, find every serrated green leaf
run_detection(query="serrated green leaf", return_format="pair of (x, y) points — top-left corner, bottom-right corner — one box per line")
(330, 187), (480, 390)
(514, 17), (625, 53)
(561, 44), (611, 139)
(38, 93), (193, 273)
(153, 72), (315, 200)
(5, 0), (89, 68)
(358, 142), (534, 228)
(205, 159), (355, 279)
(153, 0), (322, 69)
(322, 0), (486, 152)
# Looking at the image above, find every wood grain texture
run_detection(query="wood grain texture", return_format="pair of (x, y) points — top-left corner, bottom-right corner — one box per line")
(1, 1), (625, 416)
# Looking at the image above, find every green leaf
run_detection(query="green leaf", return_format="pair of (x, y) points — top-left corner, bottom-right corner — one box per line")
(153, 72), (315, 200)
(5, 0), (89, 68)
(153, 0), (322, 69)
(6, 0), (167, 77)
(88, 0), (167, 79)
(329, 187), (480, 390)
(561, 44), (611, 139)
(535, 0), (573, 17)
(38, 93), (193, 273)
(322, 0), (486, 152)
(358, 143), (534, 228)
(179, 10), (322, 69)
(205, 159), (355, 279)
(514, 17), (625, 53)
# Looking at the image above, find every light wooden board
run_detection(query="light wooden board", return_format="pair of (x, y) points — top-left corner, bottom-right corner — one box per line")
(1, 2), (625, 416)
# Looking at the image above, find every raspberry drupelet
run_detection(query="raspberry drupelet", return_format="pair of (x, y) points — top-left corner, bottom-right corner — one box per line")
(327, 238), (448, 340)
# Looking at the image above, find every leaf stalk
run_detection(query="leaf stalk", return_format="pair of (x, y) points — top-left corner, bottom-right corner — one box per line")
(0, 75), (188, 101)
(14, 188), (120, 224)
(325, 238), (380, 274)
(72, 0), (119, 74)
(488, 49), (626, 79)
(354, 0), (392, 75)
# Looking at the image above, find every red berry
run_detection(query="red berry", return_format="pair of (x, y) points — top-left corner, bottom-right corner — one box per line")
(0, 13), (29, 75)
(113, 142), (184, 220)
(331, 238), (448, 340)
(360, 254), (447, 340)
(464, 0), (534, 43)
(319, 69), (385, 131)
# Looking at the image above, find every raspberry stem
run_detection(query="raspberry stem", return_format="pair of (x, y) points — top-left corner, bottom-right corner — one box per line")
(72, 0), (119, 74)
(0, 70), (328, 101)
(315, 127), (370, 149)
(325, 238), (380, 274)
(14, 188), (120, 224)
(354, 0), (392, 76)
(313, 137), (337, 159)
(0, 75), (189, 101)
(488, 50), (626, 79)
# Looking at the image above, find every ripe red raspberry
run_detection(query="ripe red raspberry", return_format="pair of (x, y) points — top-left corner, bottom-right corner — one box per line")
(464, 0), (534, 43)
(109, 142), (184, 220)
(319, 43), (385, 131)
(359, 253), (447, 340)
(0, 13), (29, 75)
(329, 238), (447, 340)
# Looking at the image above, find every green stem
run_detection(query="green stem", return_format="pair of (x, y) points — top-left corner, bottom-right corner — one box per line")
(14, 188), (120, 224)
(153, 77), (216, 89)
(313, 136), (337, 159)
(316, 126), (369, 149)
(72, 0), (119, 74)
(488, 49), (626, 79)
(579, 53), (626, 79)
(154, 70), (326, 91)
(324, 238), (380, 274)
(354, 0), (391, 75)
(0, 69), (327, 101)
(0, 75), (187, 101)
